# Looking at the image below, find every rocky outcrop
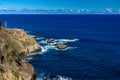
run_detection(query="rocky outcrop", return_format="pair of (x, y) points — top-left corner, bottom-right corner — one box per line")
(46, 39), (54, 44)
(0, 28), (42, 80)
(0, 62), (37, 80)
(42, 74), (60, 80)
(25, 44), (41, 53)
(55, 44), (68, 50)
(0, 28), (41, 53)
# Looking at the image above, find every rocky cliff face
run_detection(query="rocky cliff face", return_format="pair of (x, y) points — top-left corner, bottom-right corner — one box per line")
(0, 28), (41, 80)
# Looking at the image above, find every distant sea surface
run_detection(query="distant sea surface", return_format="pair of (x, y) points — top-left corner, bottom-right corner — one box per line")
(0, 14), (120, 80)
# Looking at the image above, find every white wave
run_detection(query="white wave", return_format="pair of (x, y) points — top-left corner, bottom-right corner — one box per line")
(59, 76), (72, 80)
(40, 40), (78, 51)
(39, 39), (79, 44)
(36, 37), (44, 40)
(42, 44), (55, 51)
(68, 47), (77, 49)
(28, 52), (43, 56)
(22, 48), (46, 62)
(37, 77), (72, 80)
(60, 39), (79, 42)
(31, 45), (55, 55)
(54, 39), (79, 44)
(41, 43), (77, 52)
(37, 75), (72, 80)
(22, 45), (56, 62)
(39, 40), (56, 44)
(39, 40), (47, 44)
(41, 46), (48, 53)
(22, 51), (45, 62)
(23, 38), (78, 62)
(22, 57), (33, 62)
(55, 47), (77, 51)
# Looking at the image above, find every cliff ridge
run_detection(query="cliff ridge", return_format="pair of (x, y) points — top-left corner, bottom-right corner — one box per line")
(0, 28), (41, 80)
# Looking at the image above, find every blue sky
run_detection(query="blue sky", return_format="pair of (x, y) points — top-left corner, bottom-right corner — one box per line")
(0, 0), (120, 14)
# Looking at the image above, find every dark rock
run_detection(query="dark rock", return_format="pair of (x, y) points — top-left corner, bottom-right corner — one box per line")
(56, 40), (60, 43)
(68, 38), (74, 40)
(46, 39), (54, 44)
(55, 44), (68, 50)
(43, 74), (60, 80)
(49, 74), (59, 79)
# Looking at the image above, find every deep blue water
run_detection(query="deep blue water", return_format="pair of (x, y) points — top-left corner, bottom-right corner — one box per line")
(0, 14), (120, 80)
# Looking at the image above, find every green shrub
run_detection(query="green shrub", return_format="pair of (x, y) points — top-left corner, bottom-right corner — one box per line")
(11, 50), (17, 55)
(12, 70), (19, 80)
(0, 67), (5, 73)
(7, 59), (14, 63)
(19, 52), (25, 56)
(21, 40), (31, 46)
(4, 44), (9, 49)
(18, 52), (27, 59)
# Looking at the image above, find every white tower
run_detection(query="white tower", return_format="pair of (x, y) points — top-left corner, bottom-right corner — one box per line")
(4, 21), (7, 28)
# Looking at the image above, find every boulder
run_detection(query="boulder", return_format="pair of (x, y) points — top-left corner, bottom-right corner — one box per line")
(56, 40), (60, 43)
(46, 39), (54, 44)
(68, 38), (75, 40)
(55, 44), (68, 50)
(42, 74), (60, 80)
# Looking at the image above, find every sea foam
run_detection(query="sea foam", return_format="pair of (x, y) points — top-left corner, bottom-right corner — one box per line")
(54, 39), (79, 44)
(36, 37), (44, 40)
(39, 38), (79, 44)
(23, 38), (78, 62)
(37, 74), (72, 80)
(38, 38), (78, 52)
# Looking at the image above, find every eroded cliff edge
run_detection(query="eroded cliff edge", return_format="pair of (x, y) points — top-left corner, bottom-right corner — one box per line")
(0, 28), (41, 80)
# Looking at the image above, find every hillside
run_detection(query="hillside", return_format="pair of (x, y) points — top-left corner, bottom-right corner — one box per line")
(0, 28), (41, 80)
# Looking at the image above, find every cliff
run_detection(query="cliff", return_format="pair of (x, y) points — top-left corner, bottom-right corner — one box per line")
(0, 28), (41, 80)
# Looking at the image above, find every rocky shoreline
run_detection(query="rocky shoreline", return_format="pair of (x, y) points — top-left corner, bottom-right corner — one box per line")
(0, 28), (78, 80)
(0, 28), (41, 80)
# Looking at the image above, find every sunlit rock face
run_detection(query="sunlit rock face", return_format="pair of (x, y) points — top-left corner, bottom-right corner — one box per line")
(0, 28), (42, 80)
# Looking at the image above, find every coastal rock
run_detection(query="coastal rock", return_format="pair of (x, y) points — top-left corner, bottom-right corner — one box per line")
(68, 38), (75, 40)
(46, 39), (54, 44)
(56, 40), (60, 43)
(0, 28), (42, 80)
(42, 74), (60, 80)
(0, 28), (42, 54)
(26, 44), (42, 53)
(55, 44), (68, 50)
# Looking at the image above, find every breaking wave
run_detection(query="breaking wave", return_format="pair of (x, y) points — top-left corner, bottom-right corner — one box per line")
(37, 73), (72, 80)
(36, 37), (44, 40)
(39, 38), (79, 44)
(53, 39), (79, 44)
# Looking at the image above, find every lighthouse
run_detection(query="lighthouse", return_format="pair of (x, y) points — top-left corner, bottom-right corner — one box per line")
(4, 21), (7, 28)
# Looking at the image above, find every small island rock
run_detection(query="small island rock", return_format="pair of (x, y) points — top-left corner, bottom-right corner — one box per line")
(55, 44), (68, 50)
(46, 39), (54, 43)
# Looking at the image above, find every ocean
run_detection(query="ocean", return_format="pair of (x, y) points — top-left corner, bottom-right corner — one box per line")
(0, 14), (120, 80)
